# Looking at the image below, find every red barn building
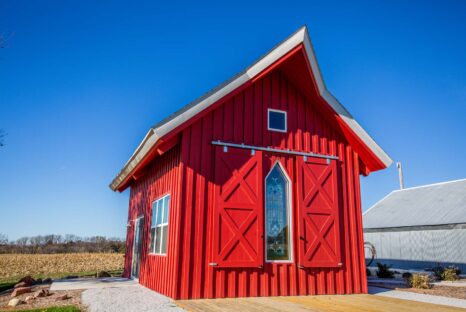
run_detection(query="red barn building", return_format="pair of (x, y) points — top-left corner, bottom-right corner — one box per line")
(110, 26), (392, 300)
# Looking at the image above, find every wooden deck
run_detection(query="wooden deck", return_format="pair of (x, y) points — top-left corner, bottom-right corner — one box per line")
(177, 294), (465, 312)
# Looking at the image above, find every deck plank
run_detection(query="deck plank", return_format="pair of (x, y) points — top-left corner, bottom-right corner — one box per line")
(176, 294), (466, 312)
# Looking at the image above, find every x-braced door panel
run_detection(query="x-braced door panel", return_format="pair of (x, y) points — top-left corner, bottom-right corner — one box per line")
(296, 156), (341, 268)
(213, 146), (264, 268)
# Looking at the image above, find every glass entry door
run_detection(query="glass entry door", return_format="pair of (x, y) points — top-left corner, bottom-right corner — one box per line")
(131, 217), (144, 279)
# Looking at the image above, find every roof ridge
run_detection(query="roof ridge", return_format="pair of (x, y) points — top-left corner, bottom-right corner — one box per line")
(151, 26), (307, 131)
(363, 178), (466, 228)
(391, 178), (466, 193)
(111, 26), (392, 191)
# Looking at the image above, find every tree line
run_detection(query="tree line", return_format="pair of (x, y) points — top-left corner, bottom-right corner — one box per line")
(0, 233), (125, 254)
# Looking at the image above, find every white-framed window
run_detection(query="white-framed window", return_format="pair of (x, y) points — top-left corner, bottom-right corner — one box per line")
(265, 162), (293, 262)
(267, 108), (287, 133)
(149, 194), (170, 255)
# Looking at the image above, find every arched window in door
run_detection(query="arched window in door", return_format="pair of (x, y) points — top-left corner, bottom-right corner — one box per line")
(265, 162), (292, 261)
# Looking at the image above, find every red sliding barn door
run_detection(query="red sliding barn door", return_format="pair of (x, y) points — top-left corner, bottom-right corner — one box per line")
(296, 156), (341, 268)
(213, 146), (264, 268)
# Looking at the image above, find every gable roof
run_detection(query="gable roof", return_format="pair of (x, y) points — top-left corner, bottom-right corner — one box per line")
(363, 179), (466, 229)
(110, 26), (393, 192)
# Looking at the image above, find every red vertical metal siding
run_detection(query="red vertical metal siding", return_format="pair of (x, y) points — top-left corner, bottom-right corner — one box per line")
(174, 71), (367, 299)
(124, 146), (181, 298)
(125, 70), (367, 299)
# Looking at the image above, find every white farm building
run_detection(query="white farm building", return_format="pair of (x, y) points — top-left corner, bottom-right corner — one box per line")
(363, 179), (466, 272)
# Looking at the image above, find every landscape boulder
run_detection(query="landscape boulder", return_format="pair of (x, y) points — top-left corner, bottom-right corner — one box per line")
(25, 295), (35, 302)
(8, 298), (23, 307)
(14, 281), (28, 289)
(18, 275), (36, 286)
(33, 289), (49, 298)
(55, 293), (70, 301)
(11, 286), (32, 298)
(96, 271), (111, 278)
(43, 277), (52, 284)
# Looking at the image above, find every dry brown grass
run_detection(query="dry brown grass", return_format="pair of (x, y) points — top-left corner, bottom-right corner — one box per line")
(0, 253), (124, 281)
(408, 273), (432, 289)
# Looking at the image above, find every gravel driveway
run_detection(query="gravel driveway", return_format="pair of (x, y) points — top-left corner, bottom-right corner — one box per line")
(369, 286), (466, 309)
(82, 284), (185, 312)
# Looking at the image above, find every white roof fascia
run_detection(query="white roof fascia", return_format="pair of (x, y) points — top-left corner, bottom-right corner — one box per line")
(110, 26), (392, 191)
(301, 32), (393, 168)
(390, 178), (466, 193)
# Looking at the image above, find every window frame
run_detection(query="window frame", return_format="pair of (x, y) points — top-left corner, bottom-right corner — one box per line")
(149, 193), (170, 256)
(267, 108), (287, 133)
(264, 161), (294, 263)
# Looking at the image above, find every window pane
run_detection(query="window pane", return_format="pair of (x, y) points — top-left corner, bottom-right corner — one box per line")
(163, 196), (170, 224)
(155, 227), (162, 254)
(161, 225), (168, 254)
(152, 202), (157, 227)
(149, 228), (156, 253)
(156, 200), (163, 226)
(265, 164), (290, 261)
(269, 110), (286, 131)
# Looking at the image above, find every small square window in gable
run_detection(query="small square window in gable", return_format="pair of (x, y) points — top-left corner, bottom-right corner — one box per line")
(268, 109), (287, 133)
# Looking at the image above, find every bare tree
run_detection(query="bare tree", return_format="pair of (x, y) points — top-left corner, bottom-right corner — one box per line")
(0, 234), (125, 254)
(16, 237), (29, 246)
(0, 129), (5, 147)
(64, 234), (80, 243)
(0, 32), (14, 50)
(0, 233), (8, 245)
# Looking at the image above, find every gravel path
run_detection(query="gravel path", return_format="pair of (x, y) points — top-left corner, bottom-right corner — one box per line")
(82, 284), (185, 312)
(369, 286), (466, 309)
(51, 277), (137, 291)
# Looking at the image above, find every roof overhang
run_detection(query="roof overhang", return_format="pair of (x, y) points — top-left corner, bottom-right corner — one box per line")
(110, 26), (392, 192)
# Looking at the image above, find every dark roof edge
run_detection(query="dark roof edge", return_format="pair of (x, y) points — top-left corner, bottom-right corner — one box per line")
(364, 222), (466, 233)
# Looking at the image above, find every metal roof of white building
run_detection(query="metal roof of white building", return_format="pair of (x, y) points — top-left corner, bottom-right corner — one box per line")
(363, 179), (466, 229)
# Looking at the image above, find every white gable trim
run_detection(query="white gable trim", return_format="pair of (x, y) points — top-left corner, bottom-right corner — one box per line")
(110, 26), (392, 191)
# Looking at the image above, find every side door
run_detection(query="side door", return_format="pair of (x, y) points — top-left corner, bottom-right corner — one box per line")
(131, 216), (144, 278)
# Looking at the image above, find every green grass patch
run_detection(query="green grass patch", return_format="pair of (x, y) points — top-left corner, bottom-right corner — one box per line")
(0, 280), (16, 292)
(1, 306), (80, 312)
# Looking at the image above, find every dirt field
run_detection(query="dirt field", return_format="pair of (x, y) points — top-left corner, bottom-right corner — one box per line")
(0, 253), (124, 281)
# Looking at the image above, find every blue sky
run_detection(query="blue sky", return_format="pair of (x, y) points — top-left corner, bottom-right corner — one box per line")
(0, 1), (465, 240)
